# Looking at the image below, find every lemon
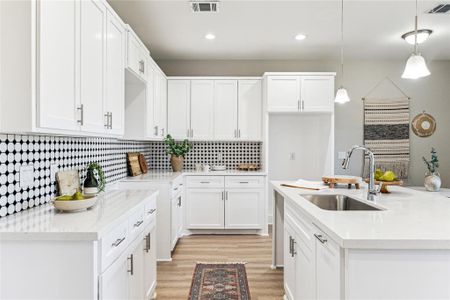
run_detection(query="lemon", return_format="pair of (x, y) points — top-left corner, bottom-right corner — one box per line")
(55, 195), (72, 201)
(72, 191), (85, 200)
(375, 169), (383, 181)
(380, 171), (396, 182)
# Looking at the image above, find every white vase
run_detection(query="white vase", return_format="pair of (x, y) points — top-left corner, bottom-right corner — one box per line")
(424, 171), (441, 192)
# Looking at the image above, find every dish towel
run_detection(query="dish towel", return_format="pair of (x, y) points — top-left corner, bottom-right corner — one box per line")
(363, 97), (410, 179)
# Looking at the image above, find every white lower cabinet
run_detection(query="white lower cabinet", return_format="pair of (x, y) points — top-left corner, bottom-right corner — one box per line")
(143, 227), (157, 299)
(284, 202), (342, 300)
(225, 189), (263, 229)
(186, 188), (225, 229)
(185, 176), (265, 230)
(171, 190), (183, 249)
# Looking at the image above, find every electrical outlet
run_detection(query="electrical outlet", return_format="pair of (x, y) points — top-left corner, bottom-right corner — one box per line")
(289, 152), (296, 160)
(50, 164), (59, 182)
(218, 152), (223, 161)
(19, 165), (34, 188)
(338, 151), (348, 160)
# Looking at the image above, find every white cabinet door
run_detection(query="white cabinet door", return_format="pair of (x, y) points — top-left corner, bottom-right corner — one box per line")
(168, 80), (190, 139)
(315, 229), (341, 300)
(146, 62), (156, 138)
(267, 76), (300, 112)
(99, 255), (128, 300)
(238, 80), (262, 140)
(143, 227), (157, 299)
(37, 0), (79, 131)
(190, 80), (214, 140)
(301, 76), (334, 112)
(105, 10), (125, 136)
(225, 189), (262, 229)
(80, 0), (106, 134)
(170, 195), (180, 250)
(296, 235), (316, 300)
(127, 32), (146, 80)
(186, 189), (224, 229)
(128, 240), (145, 300)
(214, 80), (238, 140)
(159, 73), (168, 138)
(284, 218), (297, 300)
(177, 192), (184, 236)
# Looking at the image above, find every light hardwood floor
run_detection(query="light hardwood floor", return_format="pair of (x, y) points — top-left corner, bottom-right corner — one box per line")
(156, 233), (284, 300)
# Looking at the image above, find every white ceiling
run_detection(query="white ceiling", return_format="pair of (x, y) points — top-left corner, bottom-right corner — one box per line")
(107, 0), (450, 61)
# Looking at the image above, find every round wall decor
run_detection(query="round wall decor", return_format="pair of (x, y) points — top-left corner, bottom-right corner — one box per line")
(411, 112), (436, 137)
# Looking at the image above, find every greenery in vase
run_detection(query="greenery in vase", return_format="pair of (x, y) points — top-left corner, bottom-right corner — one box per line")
(86, 162), (106, 192)
(422, 148), (439, 174)
(164, 134), (192, 157)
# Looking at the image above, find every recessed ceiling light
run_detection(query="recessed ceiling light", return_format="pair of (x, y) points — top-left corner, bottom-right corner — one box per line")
(401, 29), (433, 45)
(294, 34), (307, 41)
(205, 33), (216, 40)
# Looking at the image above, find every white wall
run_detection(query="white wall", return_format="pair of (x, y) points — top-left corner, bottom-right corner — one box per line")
(158, 59), (450, 187)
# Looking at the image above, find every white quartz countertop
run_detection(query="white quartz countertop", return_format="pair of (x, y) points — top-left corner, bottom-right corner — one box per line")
(121, 170), (267, 183)
(0, 188), (158, 241)
(272, 181), (450, 250)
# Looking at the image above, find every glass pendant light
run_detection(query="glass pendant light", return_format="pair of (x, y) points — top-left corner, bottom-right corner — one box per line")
(335, 0), (350, 104)
(402, 0), (431, 79)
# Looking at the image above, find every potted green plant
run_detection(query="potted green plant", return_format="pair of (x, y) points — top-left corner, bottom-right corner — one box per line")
(422, 147), (441, 192)
(164, 134), (192, 172)
(83, 162), (106, 195)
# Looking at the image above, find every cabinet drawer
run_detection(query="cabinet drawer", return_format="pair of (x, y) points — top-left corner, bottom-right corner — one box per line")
(128, 207), (145, 241)
(171, 176), (184, 197)
(186, 176), (224, 188)
(100, 220), (129, 271)
(225, 176), (264, 188)
(144, 196), (157, 223)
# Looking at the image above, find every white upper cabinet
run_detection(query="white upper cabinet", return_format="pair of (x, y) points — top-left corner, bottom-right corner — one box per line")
(79, 0), (106, 134)
(151, 65), (167, 138)
(301, 76), (334, 112)
(190, 80), (215, 140)
(168, 80), (190, 139)
(105, 9), (125, 136)
(1, 0), (127, 137)
(37, 0), (79, 132)
(214, 80), (238, 140)
(126, 28), (148, 82)
(266, 74), (335, 113)
(238, 80), (262, 140)
(167, 78), (262, 141)
(267, 76), (301, 112)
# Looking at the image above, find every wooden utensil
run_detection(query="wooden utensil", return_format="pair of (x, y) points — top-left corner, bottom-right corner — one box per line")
(322, 175), (361, 189)
(138, 154), (148, 174)
(127, 152), (142, 176)
(365, 179), (403, 193)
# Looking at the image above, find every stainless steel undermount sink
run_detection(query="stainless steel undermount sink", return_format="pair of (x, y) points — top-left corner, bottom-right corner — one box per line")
(301, 194), (381, 211)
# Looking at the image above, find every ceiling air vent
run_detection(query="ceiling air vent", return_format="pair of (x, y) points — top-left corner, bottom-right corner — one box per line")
(428, 4), (450, 13)
(191, 1), (219, 13)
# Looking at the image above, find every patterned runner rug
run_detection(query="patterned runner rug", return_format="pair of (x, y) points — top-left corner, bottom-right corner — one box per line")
(363, 97), (410, 179)
(188, 263), (251, 300)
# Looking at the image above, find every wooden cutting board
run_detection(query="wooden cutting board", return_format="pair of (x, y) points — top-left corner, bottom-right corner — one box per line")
(138, 154), (148, 174)
(127, 152), (142, 176)
(322, 175), (361, 189)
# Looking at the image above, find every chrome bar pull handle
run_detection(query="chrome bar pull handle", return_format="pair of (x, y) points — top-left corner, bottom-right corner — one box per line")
(314, 234), (327, 244)
(134, 220), (143, 228)
(77, 104), (84, 125)
(128, 254), (134, 275)
(111, 237), (125, 247)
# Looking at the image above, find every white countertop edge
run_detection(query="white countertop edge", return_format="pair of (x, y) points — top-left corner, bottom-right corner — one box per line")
(0, 189), (159, 241)
(272, 181), (450, 250)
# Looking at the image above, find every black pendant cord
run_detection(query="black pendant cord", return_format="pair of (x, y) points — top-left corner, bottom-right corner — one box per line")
(414, 0), (419, 54)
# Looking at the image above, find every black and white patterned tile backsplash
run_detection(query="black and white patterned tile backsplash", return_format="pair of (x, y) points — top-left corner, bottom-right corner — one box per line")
(148, 141), (262, 170)
(0, 134), (151, 218)
(0, 135), (262, 217)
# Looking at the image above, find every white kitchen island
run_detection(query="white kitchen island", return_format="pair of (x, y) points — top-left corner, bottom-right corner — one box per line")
(271, 181), (450, 300)
(0, 187), (158, 300)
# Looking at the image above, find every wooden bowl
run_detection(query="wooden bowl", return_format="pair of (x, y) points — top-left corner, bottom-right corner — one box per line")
(52, 195), (97, 212)
(365, 179), (403, 193)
